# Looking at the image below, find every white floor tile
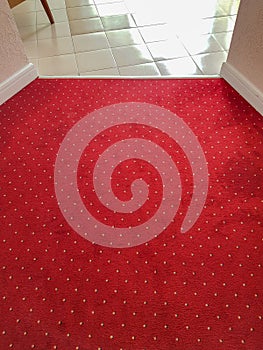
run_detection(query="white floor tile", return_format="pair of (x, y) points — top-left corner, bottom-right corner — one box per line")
(73, 32), (109, 52)
(112, 44), (153, 67)
(45, 0), (66, 10)
(132, 12), (166, 26)
(192, 51), (228, 74)
(80, 67), (120, 75)
(36, 22), (71, 40)
(97, 3), (129, 17)
(180, 33), (224, 55)
(69, 18), (104, 35)
(157, 57), (202, 76)
(37, 37), (74, 58)
(147, 40), (189, 61)
(23, 40), (38, 59)
(67, 5), (98, 21)
(38, 54), (79, 75)
(213, 32), (233, 50)
(101, 14), (136, 31)
(119, 63), (161, 76)
(106, 28), (143, 47)
(76, 49), (117, 72)
(139, 24), (174, 43)
(66, 0), (95, 7)
(12, 0), (36, 13)
(18, 25), (37, 41)
(13, 0), (239, 77)
(13, 12), (37, 27)
(37, 9), (68, 25)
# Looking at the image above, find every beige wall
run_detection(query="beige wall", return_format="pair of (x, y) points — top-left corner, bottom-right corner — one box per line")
(227, 0), (263, 91)
(0, 0), (28, 84)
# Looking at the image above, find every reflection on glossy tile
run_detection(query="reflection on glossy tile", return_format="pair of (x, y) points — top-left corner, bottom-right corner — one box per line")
(213, 32), (233, 50)
(211, 16), (235, 32)
(44, 0), (66, 10)
(66, 0), (95, 7)
(147, 40), (189, 61)
(219, 0), (240, 15)
(69, 18), (104, 35)
(37, 22), (71, 40)
(38, 54), (78, 75)
(37, 9), (68, 25)
(157, 57), (202, 76)
(76, 49), (117, 72)
(181, 34), (224, 55)
(112, 44), (153, 67)
(67, 6), (98, 21)
(192, 51), (228, 74)
(73, 32), (109, 52)
(175, 16), (235, 36)
(18, 25), (37, 41)
(106, 28), (143, 47)
(101, 14), (136, 31)
(119, 63), (161, 76)
(13, 0), (239, 77)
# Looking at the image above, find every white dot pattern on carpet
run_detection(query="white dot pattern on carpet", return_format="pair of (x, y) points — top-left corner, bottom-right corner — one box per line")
(54, 101), (208, 247)
(0, 79), (262, 349)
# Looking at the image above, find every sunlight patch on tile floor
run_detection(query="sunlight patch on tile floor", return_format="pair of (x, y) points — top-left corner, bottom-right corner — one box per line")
(12, 0), (240, 76)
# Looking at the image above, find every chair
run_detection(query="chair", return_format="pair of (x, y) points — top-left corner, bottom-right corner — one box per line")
(8, 0), (54, 24)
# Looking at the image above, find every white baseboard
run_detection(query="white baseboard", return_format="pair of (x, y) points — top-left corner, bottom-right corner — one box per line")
(0, 63), (38, 106)
(221, 62), (263, 116)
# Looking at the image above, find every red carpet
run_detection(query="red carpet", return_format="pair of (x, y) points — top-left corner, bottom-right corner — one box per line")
(0, 78), (262, 349)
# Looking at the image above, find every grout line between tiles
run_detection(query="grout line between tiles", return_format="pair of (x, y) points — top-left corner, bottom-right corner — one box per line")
(14, 0), (239, 78)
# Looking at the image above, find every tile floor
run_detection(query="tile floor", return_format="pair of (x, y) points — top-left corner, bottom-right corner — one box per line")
(12, 0), (240, 77)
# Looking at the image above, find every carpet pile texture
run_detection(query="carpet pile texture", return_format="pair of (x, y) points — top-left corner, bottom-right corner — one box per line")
(0, 78), (262, 349)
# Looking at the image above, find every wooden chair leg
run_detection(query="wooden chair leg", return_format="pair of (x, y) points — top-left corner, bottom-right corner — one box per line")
(40, 0), (54, 24)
